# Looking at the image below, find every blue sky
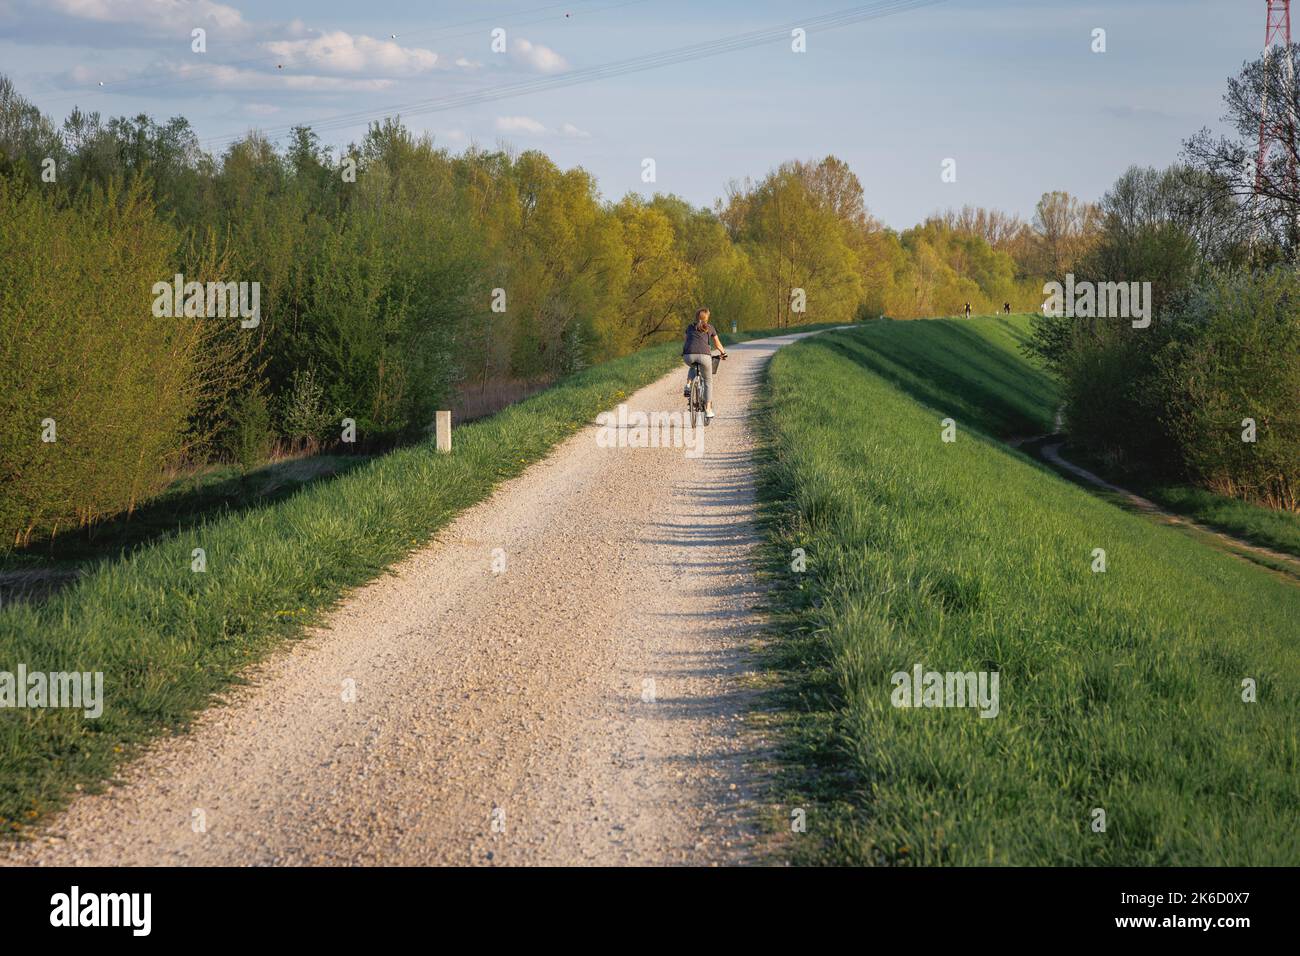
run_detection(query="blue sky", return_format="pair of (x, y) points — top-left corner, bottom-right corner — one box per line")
(0, 0), (1268, 227)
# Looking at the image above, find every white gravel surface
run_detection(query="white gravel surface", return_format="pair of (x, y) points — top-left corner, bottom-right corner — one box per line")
(3, 331), (825, 867)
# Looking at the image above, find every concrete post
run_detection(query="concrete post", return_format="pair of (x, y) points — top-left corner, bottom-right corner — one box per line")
(435, 410), (451, 453)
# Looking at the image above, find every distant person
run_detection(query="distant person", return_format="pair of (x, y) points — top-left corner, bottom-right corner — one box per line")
(682, 307), (727, 420)
(964, 302), (972, 319)
(1003, 302), (1012, 315)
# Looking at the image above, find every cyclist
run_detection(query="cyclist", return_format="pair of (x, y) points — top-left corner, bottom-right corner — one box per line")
(682, 307), (727, 420)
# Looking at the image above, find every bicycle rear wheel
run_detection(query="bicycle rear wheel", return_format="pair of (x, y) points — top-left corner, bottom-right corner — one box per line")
(688, 376), (703, 427)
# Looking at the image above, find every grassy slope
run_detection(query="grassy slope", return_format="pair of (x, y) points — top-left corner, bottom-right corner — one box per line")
(1, 323), (826, 587)
(810, 314), (1060, 436)
(0, 457), (376, 604)
(851, 315), (1300, 559)
(0, 321), (839, 834)
(758, 318), (1300, 865)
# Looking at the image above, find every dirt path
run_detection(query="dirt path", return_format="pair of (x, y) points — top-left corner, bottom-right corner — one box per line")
(3, 331), (823, 867)
(1011, 433), (1300, 581)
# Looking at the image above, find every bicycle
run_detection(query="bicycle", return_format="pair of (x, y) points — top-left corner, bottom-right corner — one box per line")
(686, 351), (725, 427)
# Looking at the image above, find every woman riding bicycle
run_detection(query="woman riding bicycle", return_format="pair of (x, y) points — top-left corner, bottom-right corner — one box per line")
(682, 307), (727, 420)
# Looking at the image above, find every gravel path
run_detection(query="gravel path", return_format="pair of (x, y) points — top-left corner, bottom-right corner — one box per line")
(3, 331), (822, 867)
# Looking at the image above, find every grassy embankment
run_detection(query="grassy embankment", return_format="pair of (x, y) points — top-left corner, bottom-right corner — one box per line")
(756, 317), (1299, 865)
(822, 313), (1300, 558)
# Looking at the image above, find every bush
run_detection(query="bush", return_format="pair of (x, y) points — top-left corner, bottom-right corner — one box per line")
(228, 390), (273, 473)
(1055, 322), (1181, 475)
(0, 178), (197, 547)
(1155, 269), (1300, 510)
(278, 366), (335, 451)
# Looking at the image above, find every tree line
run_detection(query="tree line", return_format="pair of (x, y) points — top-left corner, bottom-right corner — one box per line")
(2, 71), (1113, 546)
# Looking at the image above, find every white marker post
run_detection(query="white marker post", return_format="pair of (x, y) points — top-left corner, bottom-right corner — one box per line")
(436, 410), (452, 453)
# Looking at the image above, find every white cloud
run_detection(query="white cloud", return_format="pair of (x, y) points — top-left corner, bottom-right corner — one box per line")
(55, 60), (394, 96)
(64, 63), (131, 85)
(263, 31), (437, 76)
(244, 102), (280, 115)
(495, 117), (591, 139)
(510, 37), (567, 73)
(27, 2), (479, 101)
(49, 0), (247, 33)
(168, 61), (396, 93)
(496, 115), (546, 135)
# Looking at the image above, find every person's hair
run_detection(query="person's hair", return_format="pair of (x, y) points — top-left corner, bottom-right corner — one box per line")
(694, 307), (710, 328)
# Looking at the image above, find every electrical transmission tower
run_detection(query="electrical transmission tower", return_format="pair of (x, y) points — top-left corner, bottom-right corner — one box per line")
(1256, 1), (1295, 193)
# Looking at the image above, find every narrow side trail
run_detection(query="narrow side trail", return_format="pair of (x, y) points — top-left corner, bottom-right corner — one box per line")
(1008, 429), (1300, 583)
(4, 331), (823, 867)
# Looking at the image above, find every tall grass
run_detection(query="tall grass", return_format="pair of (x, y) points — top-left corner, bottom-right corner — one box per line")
(758, 320), (1300, 865)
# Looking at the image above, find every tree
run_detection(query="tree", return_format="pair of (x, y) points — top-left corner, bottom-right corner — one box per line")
(929, 205), (1027, 250)
(1184, 42), (1300, 256)
(0, 177), (251, 545)
(1155, 269), (1300, 510)
(726, 161), (862, 326)
(1031, 190), (1100, 276)
(0, 75), (62, 181)
(612, 195), (695, 348)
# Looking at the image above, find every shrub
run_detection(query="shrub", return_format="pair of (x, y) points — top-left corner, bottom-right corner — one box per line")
(278, 365), (334, 451)
(0, 179), (188, 546)
(1155, 269), (1300, 510)
(228, 390), (274, 473)
(1058, 329), (1174, 473)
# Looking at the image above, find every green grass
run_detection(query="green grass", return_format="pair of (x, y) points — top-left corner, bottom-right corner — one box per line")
(815, 314), (1059, 436)
(757, 319), (1300, 865)
(856, 313), (1300, 560)
(0, 320), (845, 834)
(1132, 484), (1300, 560)
(0, 456), (375, 592)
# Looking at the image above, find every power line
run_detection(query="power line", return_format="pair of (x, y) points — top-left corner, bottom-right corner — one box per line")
(39, 0), (619, 104)
(200, 0), (948, 151)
